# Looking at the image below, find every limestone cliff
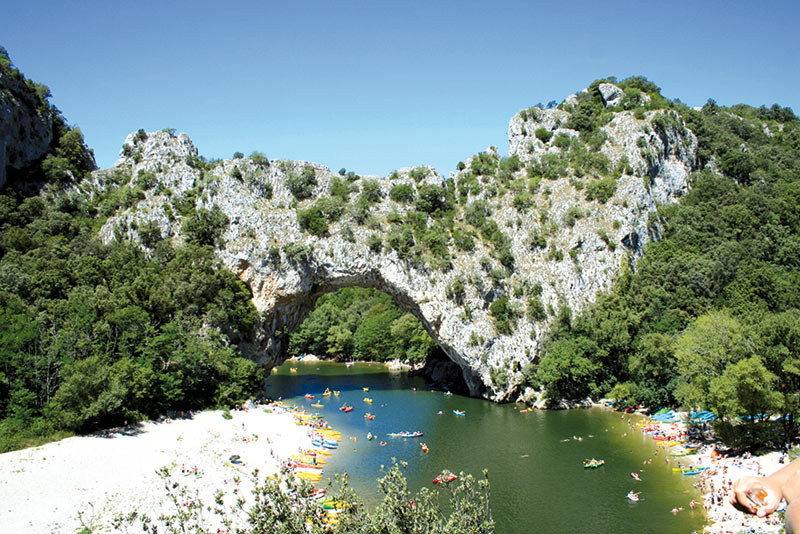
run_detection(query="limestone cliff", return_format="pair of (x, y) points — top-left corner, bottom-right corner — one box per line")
(0, 70), (54, 188)
(97, 82), (698, 401)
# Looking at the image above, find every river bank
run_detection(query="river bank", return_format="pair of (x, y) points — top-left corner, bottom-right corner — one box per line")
(624, 412), (787, 533)
(0, 403), (310, 532)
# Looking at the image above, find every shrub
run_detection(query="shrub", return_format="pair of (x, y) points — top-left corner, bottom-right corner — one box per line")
(286, 164), (317, 200)
(527, 296), (546, 321)
(465, 199), (490, 227)
(529, 228), (547, 249)
(471, 152), (498, 176)
(389, 183), (415, 203)
(513, 191), (532, 212)
(250, 151), (269, 166)
(329, 176), (352, 200)
(182, 207), (229, 247)
(386, 226), (415, 259)
(315, 196), (345, 222)
(359, 179), (383, 203)
(135, 170), (157, 190)
(409, 166), (429, 182)
(233, 152), (244, 159)
(415, 183), (447, 214)
(535, 128), (553, 143)
(283, 243), (311, 263)
(452, 227), (476, 252)
(562, 206), (585, 228)
(297, 205), (329, 236)
(367, 233), (382, 253)
(489, 296), (515, 335)
(584, 178), (617, 203)
(446, 277), (466, 302)
(138, 220), (162, 247)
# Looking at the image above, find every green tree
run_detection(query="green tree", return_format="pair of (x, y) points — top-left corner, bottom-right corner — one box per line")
(674, 311), (750, 409)
(181, 207), (229, 247)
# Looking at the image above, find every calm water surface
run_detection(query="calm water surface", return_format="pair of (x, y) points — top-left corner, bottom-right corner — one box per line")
(266, 360), (704, 534)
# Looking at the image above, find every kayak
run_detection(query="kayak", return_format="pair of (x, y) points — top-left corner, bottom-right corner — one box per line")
(434, 472), (458, 484)
(453, 410), (465, 417)
(363, 398), (373, 403)
(388, 431), (423, 438)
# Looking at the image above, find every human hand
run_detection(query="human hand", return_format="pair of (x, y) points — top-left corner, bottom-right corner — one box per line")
(729, 476), (781, 517)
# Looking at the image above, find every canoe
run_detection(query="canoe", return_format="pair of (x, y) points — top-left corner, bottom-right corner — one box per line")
(433, 472), (458, 484)
(683, 467), (709, 476)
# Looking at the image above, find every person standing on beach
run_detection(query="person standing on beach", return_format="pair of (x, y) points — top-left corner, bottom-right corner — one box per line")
(730, 457), (800, 533)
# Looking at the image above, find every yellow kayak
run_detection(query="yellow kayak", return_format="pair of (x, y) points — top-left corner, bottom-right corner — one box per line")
(363, 398), (373, 403)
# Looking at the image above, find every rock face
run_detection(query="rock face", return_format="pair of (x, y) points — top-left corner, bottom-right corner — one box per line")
(0, 71), (54, 188)
(98, 87), (698, 402)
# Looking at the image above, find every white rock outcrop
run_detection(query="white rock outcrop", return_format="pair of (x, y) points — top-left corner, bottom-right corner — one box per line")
(98, 89), (698, 402)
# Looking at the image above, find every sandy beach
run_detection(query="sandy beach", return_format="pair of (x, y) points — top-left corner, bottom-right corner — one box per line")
(626, 413), (787, 534)
(0, 403), (311, 532)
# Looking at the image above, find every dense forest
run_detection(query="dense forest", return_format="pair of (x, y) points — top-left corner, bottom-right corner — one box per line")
(0, 49), (264, 451)
(288, 287), (437, 364)
(529, 88), (800, 449)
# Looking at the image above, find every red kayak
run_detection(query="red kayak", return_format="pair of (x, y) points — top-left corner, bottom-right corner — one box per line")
(339, 405), (353, 412)
(433, 472), (458, 484)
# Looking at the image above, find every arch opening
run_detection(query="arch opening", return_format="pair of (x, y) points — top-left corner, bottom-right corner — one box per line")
(245, 279), (474, 396)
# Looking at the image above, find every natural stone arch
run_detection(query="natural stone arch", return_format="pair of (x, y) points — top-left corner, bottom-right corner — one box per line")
(246, 271), (479, 395)
(99, 83), (698, 401)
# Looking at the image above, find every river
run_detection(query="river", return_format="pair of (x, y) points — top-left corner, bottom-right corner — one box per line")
(265, 360), (705, 534)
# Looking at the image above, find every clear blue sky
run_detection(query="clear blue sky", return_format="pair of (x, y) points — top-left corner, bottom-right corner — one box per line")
(3, 1), (798, 176)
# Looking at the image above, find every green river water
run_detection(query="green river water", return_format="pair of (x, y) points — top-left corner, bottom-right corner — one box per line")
(266, 360), (705, 534)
